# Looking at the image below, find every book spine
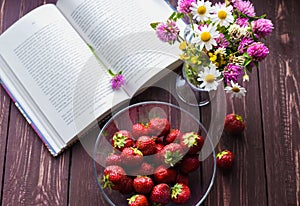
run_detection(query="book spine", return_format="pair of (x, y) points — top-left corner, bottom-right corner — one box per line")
(0, 79), (58, 156)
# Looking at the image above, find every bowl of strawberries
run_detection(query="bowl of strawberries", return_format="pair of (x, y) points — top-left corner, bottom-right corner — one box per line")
(93, 101), (216, 206)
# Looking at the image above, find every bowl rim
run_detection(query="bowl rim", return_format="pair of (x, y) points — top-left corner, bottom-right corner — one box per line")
(93, 101), (216, 206)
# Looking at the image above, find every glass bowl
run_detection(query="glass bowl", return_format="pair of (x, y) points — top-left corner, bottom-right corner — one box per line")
(93, 101), (216, 206)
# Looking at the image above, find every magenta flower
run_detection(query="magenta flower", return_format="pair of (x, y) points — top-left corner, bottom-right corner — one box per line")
(238, 37), (254, 53)
(247, 42), (269, 61)
(251, 19), (274, 38)
(156, 20), (180, 44)
(216, 33), (229, 48)
(234, 0), (256, 17)
(235, 18), (249, 27)
(177, 0), (196, 14)
(223, 64), (243, 84)
(110, 74), (125, 90)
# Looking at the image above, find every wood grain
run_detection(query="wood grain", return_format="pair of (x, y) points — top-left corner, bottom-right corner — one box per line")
(258, 0), (300, 205)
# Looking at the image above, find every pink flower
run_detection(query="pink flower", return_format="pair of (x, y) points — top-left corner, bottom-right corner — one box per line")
(216, 33), (229, 48)
(110, 74), (125, 90)
(247, 42), (269, 61)
(234, 0), (256, 17)
(177, 0), (196, 14)
(223, 64), (243, 84)
(156, 20), (180, 44)
(235, 18), (249, 27)
(251, 19), (274, 38)
(238, 37), (254, 53)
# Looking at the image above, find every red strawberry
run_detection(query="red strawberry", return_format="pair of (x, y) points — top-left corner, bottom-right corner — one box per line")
(132, 123), (149, 138)
(105, 153), (122, 166)
(128, 194), (149, 206)
(164, 129), (182, 144)
(171, 183), (191, 204)
(133, 176), (154, 194)
(136, 136), (156, 156)
(161, 143), (184, 167)
(150, 183), (171, 206)
(154, 165), (177, 184)
(224, 114), (245, 135)
(180, 132), (204, 154)
(135, 162), (155, 176)
(102, 165), (126, 191)
(216, 150), (235, 170)
(176, 172), (189, 185)
(112, 130), (134, 151)
(119, 176), (134, 194)
(121, 147), (143, 168)
(180, 154), (200, 174)
(148, 118), (170, 136)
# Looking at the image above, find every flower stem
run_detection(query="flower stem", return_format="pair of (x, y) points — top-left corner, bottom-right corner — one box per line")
(88, 44), (113, 75)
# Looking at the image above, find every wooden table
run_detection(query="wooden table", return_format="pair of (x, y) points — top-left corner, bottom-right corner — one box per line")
(0, 0), (299, 205)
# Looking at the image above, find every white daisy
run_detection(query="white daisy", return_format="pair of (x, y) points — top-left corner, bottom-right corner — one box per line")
(190, 0), (214, 22)
(215, 47), (226, 55)
(224, 81), (247, 98)
(197, 63), (221, 91)
(191, 24), (220, 51)
(211, 3), (234, 27)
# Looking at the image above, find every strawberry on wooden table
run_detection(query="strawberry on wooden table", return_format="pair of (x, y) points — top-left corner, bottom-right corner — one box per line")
(112, 130), (134, 151)
(171, 183), (191, 204)
(128, 194), (149, 206)
(150, 183), (171, 206)
(133, 176), (154, 194)
(216, 150), (235, 170)
(224, 113), (245, 135)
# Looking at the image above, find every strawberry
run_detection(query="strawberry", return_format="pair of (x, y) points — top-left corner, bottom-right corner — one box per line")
(176, 172), (189, 185)
(180, 132), (204, 154)
(224, 114), (245, 135)
(105, 153), (122, 166)
(128, 194), (149, 206)
(132, 123), (149, 138)
(216, 150), (235, 170)
(136, 136), (156, 156)
(180, 154), (200, 174)
(102, 165), (126, 191)
(133, 176), (154, 194)
(112, 130), (134, 151)
(154, 165), (177, 184)
(135, 162), (155, 176)
(164, 129), (182, 144)
(121, 147), (143, 168)
(119, 176), (134, 194)
(161, 143), (184, 167)
(148, 118), (170, 136)
(171, 183), (191, 204)
(150, 183), (171, 205)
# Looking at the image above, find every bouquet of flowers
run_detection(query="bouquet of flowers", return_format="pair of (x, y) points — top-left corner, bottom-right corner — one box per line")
(151, 0), (273, 98)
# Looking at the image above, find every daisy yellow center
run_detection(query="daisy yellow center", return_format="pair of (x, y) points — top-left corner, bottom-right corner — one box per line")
(197, 6), (206, 15)
(201, 32), (211, 42)
(205, 74), (215, 83)
(218, 10), (227, 19)
(232, 86), (240, 93)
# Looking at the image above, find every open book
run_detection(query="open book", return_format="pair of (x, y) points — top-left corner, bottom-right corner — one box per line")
(0, 0), (186, 156)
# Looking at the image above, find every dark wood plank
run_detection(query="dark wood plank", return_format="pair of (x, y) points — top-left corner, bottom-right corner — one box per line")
(0, 88), (10, 202)
(1, 0), (70, 205)
(258, 0), (300, 205)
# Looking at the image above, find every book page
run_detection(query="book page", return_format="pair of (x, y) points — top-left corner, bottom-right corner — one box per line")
(57, 0), (185, 95)
(0, 4), (128, 147)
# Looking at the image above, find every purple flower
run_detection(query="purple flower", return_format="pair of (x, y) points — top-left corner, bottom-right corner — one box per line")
(234, 1), (256, 17)
(223, 64), (243, 84)
(251, 18), (274, 38)
(238, 37), (254, 53)
(216, 33), (229, 48)
(177, 0), (195, 14)
(156, 20), (180, 44)
(247, 42), (269, 61)
(235, 18), (249, 27)
(111, 74), (125, 90)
